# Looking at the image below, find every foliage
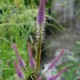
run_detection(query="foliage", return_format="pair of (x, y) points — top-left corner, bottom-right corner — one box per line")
(0, 0), (36, 79)
(0, 0), (80, 80)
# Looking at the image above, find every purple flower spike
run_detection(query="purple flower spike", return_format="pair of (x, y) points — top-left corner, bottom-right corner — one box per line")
(49, 48), (64, 69)
(14, 61), (25, 79)
(47, 67), (67, 80)
(37, 0), (46, 26)
(12, 44), (26, 68)
(27, 43), (36, 69)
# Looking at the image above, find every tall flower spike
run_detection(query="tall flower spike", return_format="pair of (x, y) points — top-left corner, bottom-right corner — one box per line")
(48, 48), (64, 70)
(47, 67), (67, 80)
(37, 0), (45, 26)
(36, 0), (46, 45)
(12, 44), (26, 68)
(27, 43), (36, 69)
(35, 0), (46, 75)
(14, 61), (25, 79)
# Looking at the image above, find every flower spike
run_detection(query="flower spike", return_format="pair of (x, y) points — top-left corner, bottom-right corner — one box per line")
(48, 48), (64, 69)
(37, 0), (46, 26)
(27, 43), (36, 69)
(47, 67), (67, 80)
(14, 61), (25, 79)
(12, 44), (26, 68)
(36, 0), (46, 45)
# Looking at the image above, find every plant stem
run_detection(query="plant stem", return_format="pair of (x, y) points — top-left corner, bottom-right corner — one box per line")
(35, 26), (42, 77)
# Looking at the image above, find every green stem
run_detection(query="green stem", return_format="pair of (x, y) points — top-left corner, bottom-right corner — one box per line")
(35, 26), (42, 77)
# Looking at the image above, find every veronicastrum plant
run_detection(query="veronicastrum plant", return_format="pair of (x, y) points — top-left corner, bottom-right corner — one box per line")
(12, 0), (67, 80)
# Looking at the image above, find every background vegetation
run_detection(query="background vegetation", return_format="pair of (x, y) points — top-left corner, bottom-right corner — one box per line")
(0, 0), (80, 80)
